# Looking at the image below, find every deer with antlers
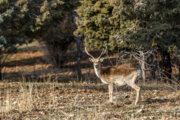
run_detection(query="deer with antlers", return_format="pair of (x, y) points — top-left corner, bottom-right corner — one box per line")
(85, 48), (141, 105)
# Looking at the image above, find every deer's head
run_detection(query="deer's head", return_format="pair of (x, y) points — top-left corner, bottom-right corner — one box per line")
(85, 48), (106, 69)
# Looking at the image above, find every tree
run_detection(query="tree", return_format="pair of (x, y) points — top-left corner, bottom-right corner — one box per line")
(75, 0), (141, 50)
(0, 0), (79, 62)
(75, 0), (115, 50)
(130, 0), (180, 82)
(0, 0), (80, 81)
(76, 0), (180, 82)
(0, 0), (78, 44)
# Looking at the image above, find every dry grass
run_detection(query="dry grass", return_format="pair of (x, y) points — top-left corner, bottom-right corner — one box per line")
(0, 82), (180, 120)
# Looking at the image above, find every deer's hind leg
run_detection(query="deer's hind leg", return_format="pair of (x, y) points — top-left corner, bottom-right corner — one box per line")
(131, 83), (141, 105)
(127, 74), (141, 105)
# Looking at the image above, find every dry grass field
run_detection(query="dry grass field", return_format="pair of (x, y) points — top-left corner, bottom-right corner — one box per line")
(0, 82), (180, 120)
(0, 41), (180, 120)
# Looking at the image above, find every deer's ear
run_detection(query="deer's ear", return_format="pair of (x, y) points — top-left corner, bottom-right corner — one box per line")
(89, 58), (94, 62)
(99, 58), (104, 62)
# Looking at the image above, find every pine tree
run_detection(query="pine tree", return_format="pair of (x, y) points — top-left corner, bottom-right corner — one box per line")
(130, 0), (180, 82)
(0, 0), (79, 50)
(0, 0), (79, 78)
(75, 0), (115, 50)
(76, 0), (180, 50)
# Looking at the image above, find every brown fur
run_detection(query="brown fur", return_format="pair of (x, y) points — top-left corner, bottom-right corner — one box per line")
(101, 65), (137, 78)
(85, 48), (141, 104)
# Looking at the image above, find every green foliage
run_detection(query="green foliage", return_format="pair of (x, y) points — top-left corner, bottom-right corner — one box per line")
(0, 36), (7, 44)
(0, 15), (3, 23)
(0, 0), (79, 52)
(111, 0), (180, 51)
(0, 36), (7, 49)
(75, 0), (138, 50)
(75, 0), (180, 52)
(131, 0), (180, 51)
(75, 0), (114, 50)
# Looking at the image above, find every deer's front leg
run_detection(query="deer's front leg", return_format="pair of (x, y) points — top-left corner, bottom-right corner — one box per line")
(108, 83), (113, 103)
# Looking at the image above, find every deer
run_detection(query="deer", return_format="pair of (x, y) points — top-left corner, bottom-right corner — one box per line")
(85, 48), (141, 105)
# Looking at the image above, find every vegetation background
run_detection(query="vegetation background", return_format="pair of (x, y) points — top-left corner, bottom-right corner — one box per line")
(0, 0), (180, 119)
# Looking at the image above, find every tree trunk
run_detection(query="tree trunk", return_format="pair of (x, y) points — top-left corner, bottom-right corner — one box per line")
(147, 51), (157, 80)
(0, 65), (1, 79)
(178, 57), (180, 81)
(76, 37), (82, 81)
(159, 49), (172, 83)
(0, 49), (2, 81)
(73, 15), (82, 81)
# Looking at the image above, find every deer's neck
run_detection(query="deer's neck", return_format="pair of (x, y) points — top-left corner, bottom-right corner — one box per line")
(93, 64), (108, 84)
(93, 65), (101, 78)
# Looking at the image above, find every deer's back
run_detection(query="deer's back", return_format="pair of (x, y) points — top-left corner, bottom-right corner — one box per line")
(101, 65), (137, 77)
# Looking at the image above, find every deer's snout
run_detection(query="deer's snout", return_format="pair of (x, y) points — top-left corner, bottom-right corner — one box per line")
(94, 64), (99, 68)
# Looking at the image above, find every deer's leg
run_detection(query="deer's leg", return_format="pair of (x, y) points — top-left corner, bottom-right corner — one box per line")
(130, 83), (141, 105)
(108, 83), (113, 103)
(127, 74), (141, 105)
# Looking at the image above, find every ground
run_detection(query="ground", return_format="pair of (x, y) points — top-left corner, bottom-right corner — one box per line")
(0, 82), (180, 120)
(0, 41), (180, 120)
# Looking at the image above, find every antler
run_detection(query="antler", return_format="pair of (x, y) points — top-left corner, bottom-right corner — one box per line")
(85, 47), (106, 59)
(98, 48), (106, 59)
(85, 47), (95, 59)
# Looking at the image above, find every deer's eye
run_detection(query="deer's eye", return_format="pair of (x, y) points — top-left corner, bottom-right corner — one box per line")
(89, 58), (94, 62)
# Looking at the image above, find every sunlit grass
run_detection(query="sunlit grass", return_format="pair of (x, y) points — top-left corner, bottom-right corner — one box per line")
(0, 81), (179, 119)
